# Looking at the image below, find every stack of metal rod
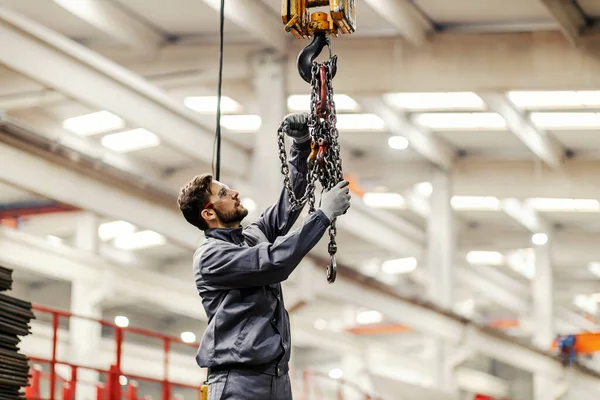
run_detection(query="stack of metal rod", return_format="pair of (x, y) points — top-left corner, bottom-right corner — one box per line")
(0, 266), (35, 400)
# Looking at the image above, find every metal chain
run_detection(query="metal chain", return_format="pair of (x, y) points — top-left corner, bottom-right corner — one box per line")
(277, 54), (343, 284)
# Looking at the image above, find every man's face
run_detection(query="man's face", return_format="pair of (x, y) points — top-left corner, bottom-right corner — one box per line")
(206, 180), (248, 225)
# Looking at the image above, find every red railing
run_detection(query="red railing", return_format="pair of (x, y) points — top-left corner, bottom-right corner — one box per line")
(25, 304), (385, 400)
(27, 304), (203, 400)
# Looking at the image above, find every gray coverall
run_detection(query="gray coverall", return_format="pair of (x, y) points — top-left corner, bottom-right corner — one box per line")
(193, 140), (332, 399)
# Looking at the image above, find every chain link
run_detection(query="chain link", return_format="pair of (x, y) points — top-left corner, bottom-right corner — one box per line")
(277, 55), (343, 284)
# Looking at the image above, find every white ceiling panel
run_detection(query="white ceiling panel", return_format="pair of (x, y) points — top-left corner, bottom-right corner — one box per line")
(413, 0), (553, 25)
(550, 129), (600, 151)
(113, 0), (246, 35)
(1, 0), (113, 41)
(434, 130), (528, 151)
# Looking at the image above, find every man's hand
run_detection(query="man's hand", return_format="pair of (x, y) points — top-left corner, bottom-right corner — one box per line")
(282, 113), (310, 144)
(319, 180), (351, 222)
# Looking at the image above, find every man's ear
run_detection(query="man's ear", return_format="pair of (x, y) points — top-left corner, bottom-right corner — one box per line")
(201, 208), (217, 222)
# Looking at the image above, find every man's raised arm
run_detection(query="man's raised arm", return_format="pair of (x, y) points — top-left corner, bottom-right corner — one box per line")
(250, 113), (312, 243)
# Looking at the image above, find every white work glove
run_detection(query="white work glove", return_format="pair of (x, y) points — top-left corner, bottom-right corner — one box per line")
(319, 180), (351, 222)
(282, 112), (310, 144)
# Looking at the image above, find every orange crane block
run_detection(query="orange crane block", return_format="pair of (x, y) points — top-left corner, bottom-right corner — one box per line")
(569, 332), (600, 354)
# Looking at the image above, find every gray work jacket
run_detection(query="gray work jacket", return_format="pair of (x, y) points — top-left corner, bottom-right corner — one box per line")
(193, 141), (331, 375)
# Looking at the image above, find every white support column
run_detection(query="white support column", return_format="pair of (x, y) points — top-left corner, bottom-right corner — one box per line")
(250, 50), (287, 208)
(427, 169), (454, 310)
(532, 232), (554, 350)
(71, 212), (101, 400)
(427, 169), (457, 393)
(532, 231), (556, 400)
(73, 212), (99, 254)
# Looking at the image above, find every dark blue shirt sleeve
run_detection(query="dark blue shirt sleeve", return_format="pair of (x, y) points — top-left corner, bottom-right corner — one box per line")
(198, 210), (329, 289)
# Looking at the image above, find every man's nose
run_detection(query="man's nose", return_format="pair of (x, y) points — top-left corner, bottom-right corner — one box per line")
(231, 190), (240, 199)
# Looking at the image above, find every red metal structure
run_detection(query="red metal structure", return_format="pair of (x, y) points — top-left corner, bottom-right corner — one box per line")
(24, 305), (383, 400)
(26, 305), (203, 400)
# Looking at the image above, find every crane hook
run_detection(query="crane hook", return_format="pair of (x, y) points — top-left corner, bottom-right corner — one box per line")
(297, 31), (337, 83)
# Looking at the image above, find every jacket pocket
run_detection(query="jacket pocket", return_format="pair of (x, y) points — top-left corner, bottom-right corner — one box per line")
(233, 316), (257, 348)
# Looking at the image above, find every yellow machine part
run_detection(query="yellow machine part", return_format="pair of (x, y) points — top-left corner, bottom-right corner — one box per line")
(282, 0), (356, 38)
(200, 385), (208, 400)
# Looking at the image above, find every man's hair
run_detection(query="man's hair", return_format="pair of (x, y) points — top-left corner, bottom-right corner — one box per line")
(177, 173), (213, 231)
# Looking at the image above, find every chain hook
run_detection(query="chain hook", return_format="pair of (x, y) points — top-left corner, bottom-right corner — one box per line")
(297, 31), (338, 83)
(326, 224), (337, 284)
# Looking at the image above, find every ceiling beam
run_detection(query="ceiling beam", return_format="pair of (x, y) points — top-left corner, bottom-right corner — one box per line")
(359, 97), (455, 170)
(538, 0), (587, 46)
(52, 0), (163, 55)
(0, 8), (248, 177)
(0, 141), (201, 250)
(500, 198), (551, 234)
(362, 0), (433, 46)
(62, 32), (600, 94)
(478, 92), (564, 169)
(307, 266), (600, 392)
(0, 226), (207, 320)
(200, 0), (288, 53)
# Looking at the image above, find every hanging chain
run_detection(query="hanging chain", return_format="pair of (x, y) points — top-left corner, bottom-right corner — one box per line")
(277, 54), (343, 284)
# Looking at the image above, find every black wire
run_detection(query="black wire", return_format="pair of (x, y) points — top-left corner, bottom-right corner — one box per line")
(213, 0), (225, 181)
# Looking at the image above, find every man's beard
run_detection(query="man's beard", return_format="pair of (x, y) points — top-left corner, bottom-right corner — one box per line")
(215, 206), (248, 226)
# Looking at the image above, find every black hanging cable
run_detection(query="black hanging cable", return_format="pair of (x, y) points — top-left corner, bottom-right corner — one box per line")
(212, 0), (225, 181)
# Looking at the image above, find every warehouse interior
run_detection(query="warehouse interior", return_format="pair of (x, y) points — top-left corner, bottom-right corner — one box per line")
(2, 0), (600, 399)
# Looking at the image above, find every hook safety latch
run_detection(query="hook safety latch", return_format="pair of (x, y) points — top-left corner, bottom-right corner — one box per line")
(327, 240), (337, 284)
(297, 31), (337, 84)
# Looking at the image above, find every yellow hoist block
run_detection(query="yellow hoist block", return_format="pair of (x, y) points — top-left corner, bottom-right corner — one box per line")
(282, 0), (356, 39)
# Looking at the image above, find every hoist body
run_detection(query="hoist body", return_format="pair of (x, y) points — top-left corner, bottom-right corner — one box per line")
(282, 0), (356, 39)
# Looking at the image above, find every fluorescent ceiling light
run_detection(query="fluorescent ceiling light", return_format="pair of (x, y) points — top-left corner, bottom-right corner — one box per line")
(313, 319), (327, 330)
(287, 94), (359, 112)
(414, 181), (433, 197)
(454, 298), (475, 318)
(63, 110), (125, 136)
(531, 233), (548, 246)
(336, 113), (386, 131)
(413, 112), (506, 130)
(385, 92), (485, 110)
(356, 310), (383, 325)
(114, 315), (129, 328)
(589, 262), (600, 278)
(220, 115), (261, 132)
(98, 220), (136, 241)
(575, 294), (598, 314)
(101, 128), (160, 152)
(46, 235), (63, 245)
(466, 251), (504, 265)
(388, 135), (409, 150)
(362, 192), (405, 209)
(328, 368), (343, 380)
(508, 91), (600, 109)
(114, 230), (166, 250)
(180, 331), (196, 343)
(184, 96), (241, 114)
(527, 198), (600, 212)
(530, 112), (600, 129)
(381, 257), (417, 274)
(451, 196), (501, 211)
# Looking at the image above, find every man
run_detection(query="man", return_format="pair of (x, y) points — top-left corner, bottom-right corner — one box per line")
(177, 112), (351, 400)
